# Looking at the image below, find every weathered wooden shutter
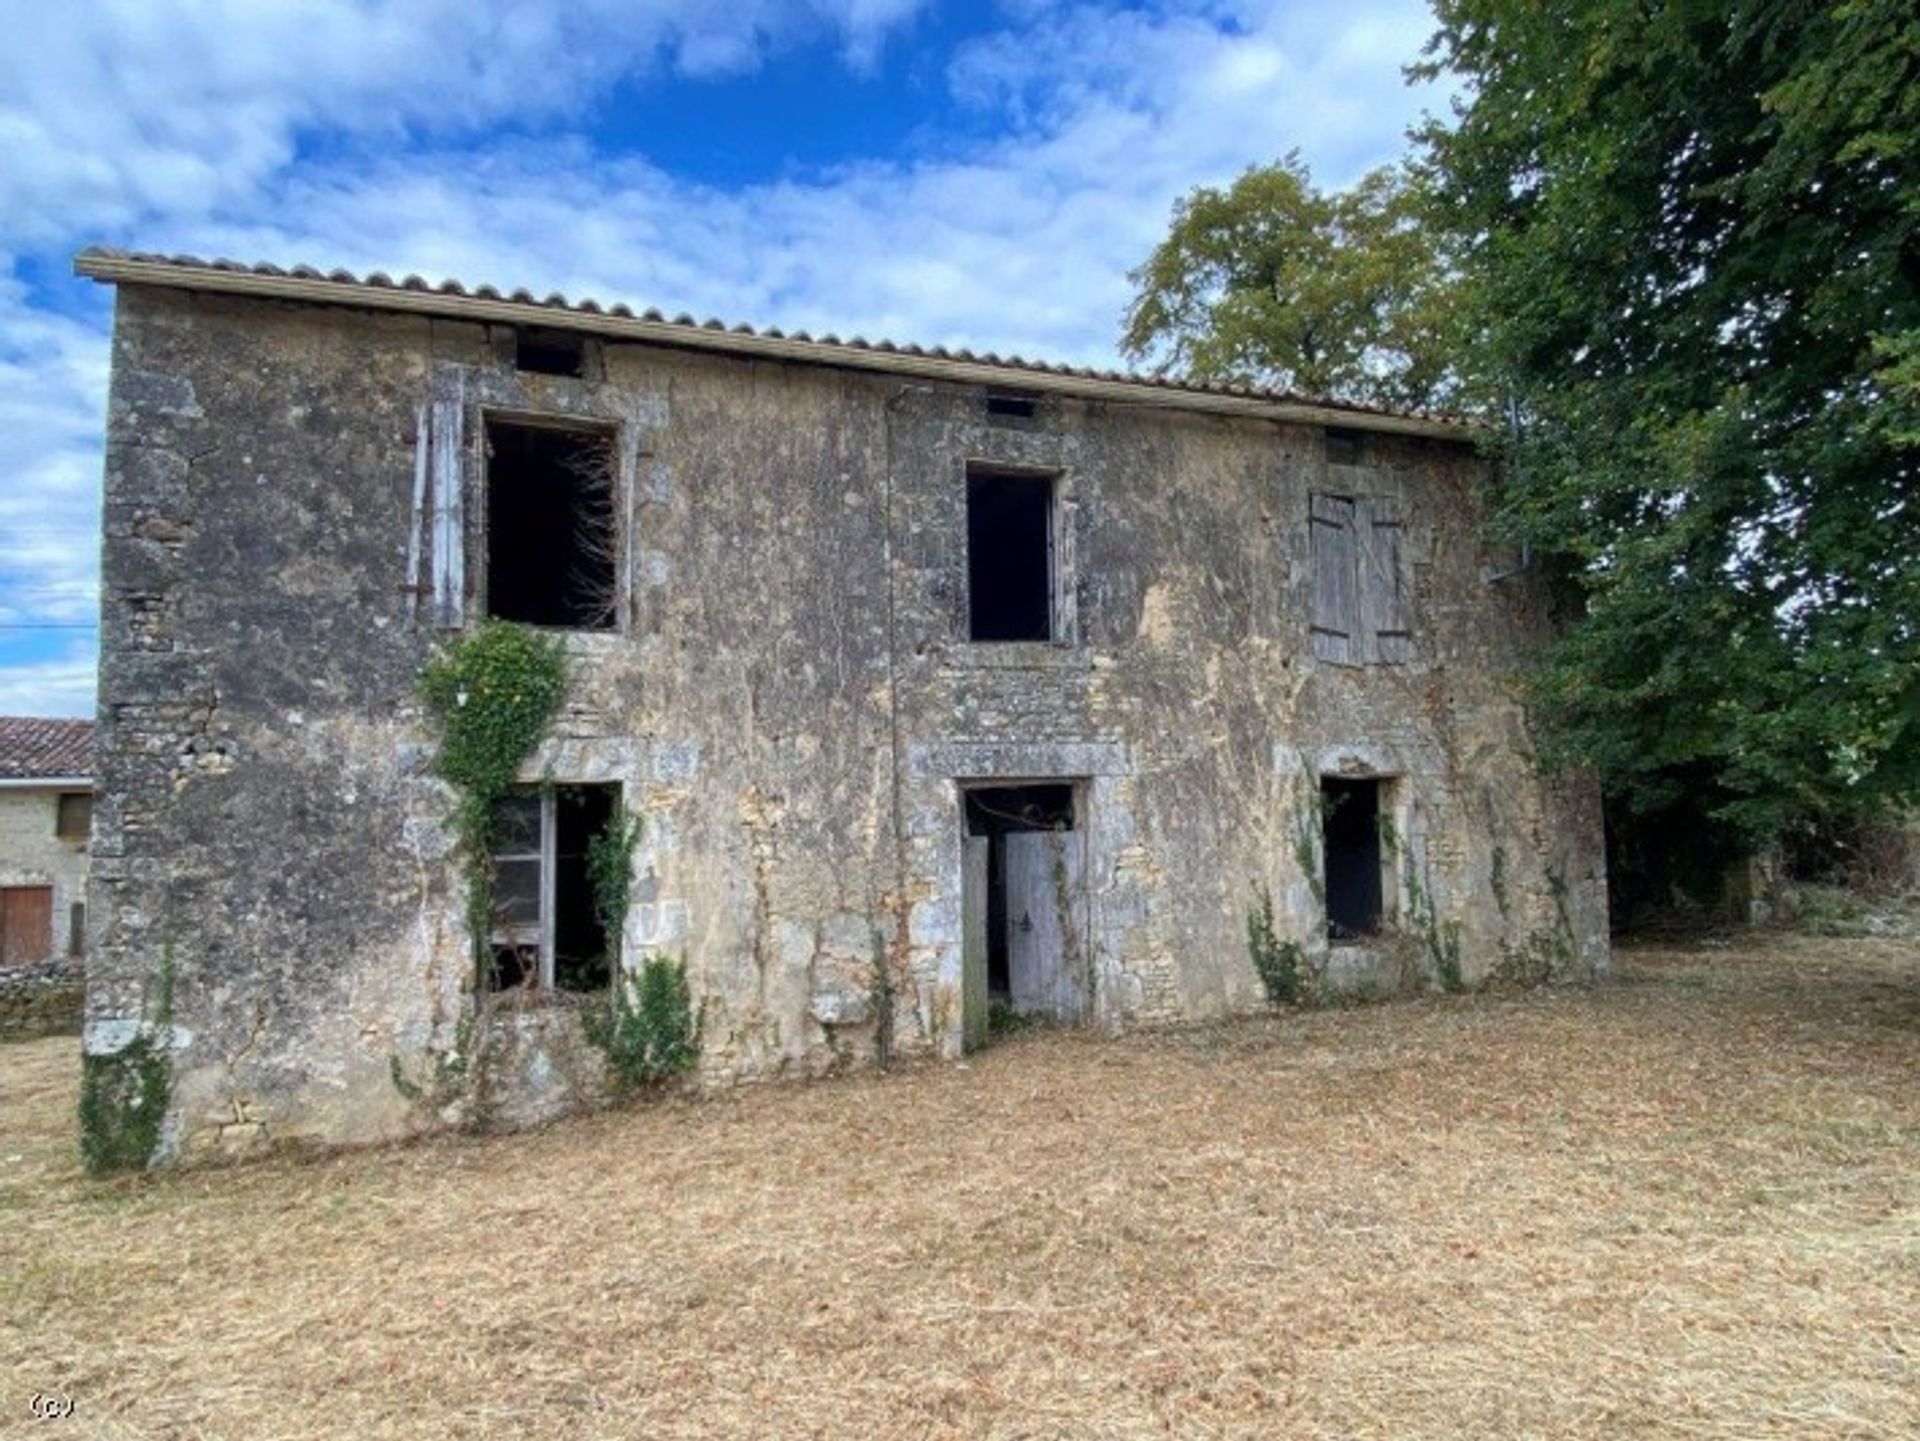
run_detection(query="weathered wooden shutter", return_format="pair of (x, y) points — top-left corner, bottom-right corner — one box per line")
(1310, 493), (1360, 665)
(962, 836), (990, 1053)
(1360, 496), (1415, 664)
(428, 398), (467, 628)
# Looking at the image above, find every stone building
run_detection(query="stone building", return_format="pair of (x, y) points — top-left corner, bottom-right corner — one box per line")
(0, 717), (92, 1039)
(75, 248), (1607, 1167)
(0, 717), (93, 967)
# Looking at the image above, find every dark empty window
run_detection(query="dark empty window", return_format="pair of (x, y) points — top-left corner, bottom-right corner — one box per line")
(487, 783), (620, 993)
(485, 418), (618, 629)
(515, 328), (588, 378)
(1325, 426), (1364, 465)
(1322, 776), (1384, 941)
(55, 792), (91, 842)
(985, 389), (1039, 420)
(967, 466), (1054, 641)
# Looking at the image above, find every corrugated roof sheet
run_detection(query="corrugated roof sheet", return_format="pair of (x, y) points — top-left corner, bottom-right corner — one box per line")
(73, 247), (1466, 436)
(0, 717), (93, 780)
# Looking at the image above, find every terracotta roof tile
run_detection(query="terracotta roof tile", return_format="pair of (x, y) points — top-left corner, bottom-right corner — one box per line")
(73, 247), (1466, 433)
(0, 717), (93, 780)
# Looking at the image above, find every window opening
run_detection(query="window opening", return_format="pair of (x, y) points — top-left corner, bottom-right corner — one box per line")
(55, 792), (91, 842)
(985, 389), (1039, 420)
(486, 783), (619, 993)
(1322, 776), (1384, 941)
(515, 328), (588, 378)
(966, 466), (1055, 641)
(485, 417), (619, 630)
(1324, 426), (1364, 465)
(1310, 491), (1413, 665)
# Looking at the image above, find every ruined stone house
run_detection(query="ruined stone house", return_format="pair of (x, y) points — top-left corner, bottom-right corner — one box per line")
(75, 248), (1608, 1166)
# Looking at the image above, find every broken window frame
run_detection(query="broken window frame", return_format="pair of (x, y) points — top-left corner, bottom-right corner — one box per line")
(479, 409), (626, 634)
(485, 783), (623, 994)
(964, 461), (1070, 645)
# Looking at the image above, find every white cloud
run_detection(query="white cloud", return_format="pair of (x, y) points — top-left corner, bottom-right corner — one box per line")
(0, 641), (96, 718)
(0, 0), (1444, 713)
(0, 0), (933, 243)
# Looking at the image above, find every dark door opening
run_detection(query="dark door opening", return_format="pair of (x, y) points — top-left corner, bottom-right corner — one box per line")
(1322, 776), (1384, 941)
(966, 466), (1054, 641)
(964, 785), (1075, 997)
(960, 783), (1087, 1044)
(485, 417), (618, 630)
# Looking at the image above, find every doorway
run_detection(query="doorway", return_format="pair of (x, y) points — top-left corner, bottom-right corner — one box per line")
(959, 783), (1088, 1049)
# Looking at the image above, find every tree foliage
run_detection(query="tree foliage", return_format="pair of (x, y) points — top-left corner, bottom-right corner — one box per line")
(1416, 0), (1920, 840)
(1121, 154), (1463, 412)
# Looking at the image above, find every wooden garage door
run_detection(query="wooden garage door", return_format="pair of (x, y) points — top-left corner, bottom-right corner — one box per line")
(1, 886), (54, 967)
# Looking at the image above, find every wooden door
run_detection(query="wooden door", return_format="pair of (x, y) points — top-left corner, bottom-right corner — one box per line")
(962, 836), (990, 1052)
(1, 886), (54, 967)
(1004, 831), (1087, 1021)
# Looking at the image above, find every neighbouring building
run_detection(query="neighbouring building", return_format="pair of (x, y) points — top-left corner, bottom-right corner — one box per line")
(0, 717), (92, 1038)
(75, 248), (1608, 1167)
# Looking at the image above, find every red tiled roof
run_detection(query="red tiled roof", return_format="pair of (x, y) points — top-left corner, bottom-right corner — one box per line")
(73, 248), (1467, 439)
(0, 717), (93, 780)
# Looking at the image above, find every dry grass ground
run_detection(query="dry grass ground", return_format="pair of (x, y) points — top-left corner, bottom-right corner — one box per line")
(3, 931), (1917, 1439)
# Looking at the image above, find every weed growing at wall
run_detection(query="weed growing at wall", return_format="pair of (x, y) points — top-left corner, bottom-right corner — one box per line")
(1402, 856), (1465, 992)
(588, 801), (642, 944)
(1245, 884), (1304, 1005)
(418, 620), (567, 972)
(79, 946), (175, 1176)
(586, 954), (696, 1095)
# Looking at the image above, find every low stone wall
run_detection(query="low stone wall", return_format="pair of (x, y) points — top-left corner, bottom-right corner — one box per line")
(1, 958), (85, 1040)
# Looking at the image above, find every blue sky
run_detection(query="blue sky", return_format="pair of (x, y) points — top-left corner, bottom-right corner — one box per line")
(0, 0), (1443, 716)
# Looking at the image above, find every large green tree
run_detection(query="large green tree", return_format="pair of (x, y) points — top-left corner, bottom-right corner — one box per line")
(1120, 154), (1463, 412)
(1415, 0), (1919, 839)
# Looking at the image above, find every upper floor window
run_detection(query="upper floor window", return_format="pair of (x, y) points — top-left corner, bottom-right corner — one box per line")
(1309, 493), (1414, 665)
(55, 792), (92, 843)
(967, 464), (1059, 642)
(484, 416), (619, 630)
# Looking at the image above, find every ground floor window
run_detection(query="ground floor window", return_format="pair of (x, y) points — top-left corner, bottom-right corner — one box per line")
(486, 783), (619, 993)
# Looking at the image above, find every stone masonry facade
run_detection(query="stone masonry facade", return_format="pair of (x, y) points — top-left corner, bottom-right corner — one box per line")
(79, 253), (1608, 1166)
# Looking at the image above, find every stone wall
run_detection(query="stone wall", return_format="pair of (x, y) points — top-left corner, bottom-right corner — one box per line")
(86, 284), (1608, 1167)
(1, 957), (85, 1040)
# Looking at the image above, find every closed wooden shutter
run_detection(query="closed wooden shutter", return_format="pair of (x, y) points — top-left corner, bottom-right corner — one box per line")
(1361, 496), (1416, 664)
(1310, 493), (1360, 665)
(1, 886), (54, 967)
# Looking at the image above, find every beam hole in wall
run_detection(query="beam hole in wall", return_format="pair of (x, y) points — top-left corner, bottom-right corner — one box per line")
(1324, 426), (1365, 466)
(966, 465), (1056, 641)
(484, 417), (619, 630)
(1322, 776), (1384, 941)
(984, 388), (1040, 421)
(514, 327), (588, 378)
(486, 783), (618, 994)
